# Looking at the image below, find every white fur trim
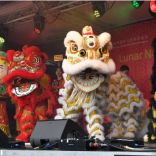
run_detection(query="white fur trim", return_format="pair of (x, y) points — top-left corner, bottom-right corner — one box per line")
(98, 85), (108, 92)
(106, 71), (144, 116)
(122, 113), (131, 121)
(118, 103), (142, 116)
(54, 115), (63, 120)
(136, 118), (150, 139)
(123, 118), (139, 128)
(95, 134), (105, 141)
(98, 32), (111, 49)
(84, 106), (102, 116)
(95, 88), (106, 99)
(108, 86), (141, 102)
(143, 134), (149, 142)
(124, 132), (135, 138)
(87, 123), (104, 134)
(58, 97), (79, 112)
(64, 31), (83, 50)
(112, 122), (123, 128)
(63, 73), (74, 88)
(108, 129), (120, 139)
(59, 89), (68, 98)
(62, 58), (115, 75)
(82, 99), (97, 109)
(97, 99), (106, 108)
(126, 125), (137, 133)
(85, 114), (103, 125)
(58, 97), (66, 105)
(91, 130), (104, 137)
(56, 108), (65, 118)
(66, 113), (80, 119)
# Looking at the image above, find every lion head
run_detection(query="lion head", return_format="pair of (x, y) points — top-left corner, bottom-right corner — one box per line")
(63, 26), (115, 92)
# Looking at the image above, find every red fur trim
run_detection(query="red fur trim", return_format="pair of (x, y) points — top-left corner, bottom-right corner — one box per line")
(35, 109), (49, 120)
(46, 109), (53, 117)
(3, 70), (44, 84)
(20, 124), (35, 131)
(6, 74), (56, 104)
(82, 32), (96, 36)
(24, 46), (48, 63)
(20, 115), (36, 124)
(21, 131), (33, 138)
(14, 108), (23, 120)
(16, 131), (33, 142)
(15, 134), (23, 141)
(14, 113), (22, 120)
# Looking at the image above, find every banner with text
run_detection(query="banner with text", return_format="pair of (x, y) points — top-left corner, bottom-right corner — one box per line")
(109, 19), (156, 100)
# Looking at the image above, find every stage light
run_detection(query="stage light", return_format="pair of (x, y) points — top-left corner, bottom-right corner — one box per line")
(33, 13), (45, 34)
(92, 2), (105, 18)
(131, 1), (144, 9)
(0, 25), (8, 43)
(149, 7), (156, 18)
(34, 28), (40, 34)
(0, 37), (5, 43)
(150, 0), (156, 13)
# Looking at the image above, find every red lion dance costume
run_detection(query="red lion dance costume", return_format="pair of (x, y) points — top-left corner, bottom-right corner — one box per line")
(3, 46), (56, 142)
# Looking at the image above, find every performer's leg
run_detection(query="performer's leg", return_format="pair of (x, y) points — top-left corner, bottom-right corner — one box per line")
(35, 102), (49, 120)
(107, 116), (125, 138)
(55, 88), (81, 122)
(55, 99), (81, 122)
(82, 98), (105, 141)
(0, 102), (11, 138)
(16, 105), (36, 142)
(123, 112), (139, 138)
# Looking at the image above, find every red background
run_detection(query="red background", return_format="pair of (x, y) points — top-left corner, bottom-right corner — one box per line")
(108, 19), (156, 100)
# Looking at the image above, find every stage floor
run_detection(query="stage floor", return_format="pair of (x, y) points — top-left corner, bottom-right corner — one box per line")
(1, 150), (156, 156)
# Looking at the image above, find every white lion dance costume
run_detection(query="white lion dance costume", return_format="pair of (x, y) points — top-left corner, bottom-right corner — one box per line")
(105, 71), (144, 139)
(55, 26), (115, 141)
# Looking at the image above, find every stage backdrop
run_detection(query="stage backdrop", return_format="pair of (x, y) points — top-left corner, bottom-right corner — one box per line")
(108, 19), (156, 100)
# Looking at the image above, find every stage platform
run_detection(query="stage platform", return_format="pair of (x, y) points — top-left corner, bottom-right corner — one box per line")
(1, 150), (156, 156)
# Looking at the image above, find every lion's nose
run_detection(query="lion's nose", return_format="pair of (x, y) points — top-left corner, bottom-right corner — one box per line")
(89, 42), (94, 46)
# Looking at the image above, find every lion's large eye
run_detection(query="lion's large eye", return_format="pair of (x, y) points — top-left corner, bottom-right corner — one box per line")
(97, 48), (103, 58)
(72, 44), (78, 51)
(97, 47), (109, 58)
(79, 49), (86, 57)
(68, 41), (79, 54)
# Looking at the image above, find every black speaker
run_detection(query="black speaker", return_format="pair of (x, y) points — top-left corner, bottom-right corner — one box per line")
(0, 129), (9, 143)
(30, 119), (86, 147)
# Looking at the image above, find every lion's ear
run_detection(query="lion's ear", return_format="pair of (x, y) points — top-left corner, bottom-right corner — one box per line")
(7, 50), (16, 62)
(22, 45), (29, 52)
(98, 32), (111, 49)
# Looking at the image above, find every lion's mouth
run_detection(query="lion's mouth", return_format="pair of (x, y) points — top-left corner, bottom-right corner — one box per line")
(12, 78), (39, 97)
(79, 68), (95, 80)
(70, 68), (105, 92)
